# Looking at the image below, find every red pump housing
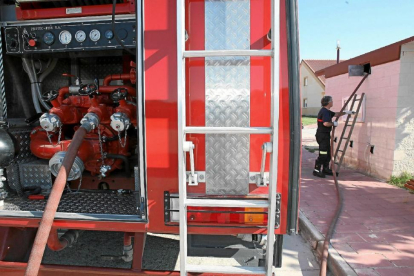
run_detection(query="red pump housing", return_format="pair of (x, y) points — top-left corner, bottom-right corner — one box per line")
(30, 83), (136, 176)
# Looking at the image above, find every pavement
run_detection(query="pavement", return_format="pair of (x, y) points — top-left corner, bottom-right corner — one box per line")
(300, 124), (414, 276)
(43, 230), (323, 275)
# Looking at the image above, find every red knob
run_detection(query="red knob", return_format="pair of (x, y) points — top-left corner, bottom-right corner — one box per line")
(28, 39), (36, 47)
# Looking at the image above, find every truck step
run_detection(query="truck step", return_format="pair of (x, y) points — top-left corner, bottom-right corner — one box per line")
(183, 49), (272, 58)
(186, 264), (266, 274)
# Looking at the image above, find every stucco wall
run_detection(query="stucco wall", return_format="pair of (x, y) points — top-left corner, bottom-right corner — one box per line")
(300, 63), (324, 116)
(393, 42), (414, 176)
(324, 61), (400, 180)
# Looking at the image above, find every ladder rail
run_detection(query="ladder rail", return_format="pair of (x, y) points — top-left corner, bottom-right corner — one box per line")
(335, 93), (365, 173)
(176, 0), (187, 275)
(265, 0), (280, 275)
(334, 94), (358, 163)
(177, 0), (280, 275)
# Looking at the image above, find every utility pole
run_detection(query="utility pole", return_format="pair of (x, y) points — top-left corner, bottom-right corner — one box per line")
(336, 40), (341, 64)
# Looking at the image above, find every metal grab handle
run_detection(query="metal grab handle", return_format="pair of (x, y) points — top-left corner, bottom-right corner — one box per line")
(183, 141), (198, 186)
(256, 142), (273, 187)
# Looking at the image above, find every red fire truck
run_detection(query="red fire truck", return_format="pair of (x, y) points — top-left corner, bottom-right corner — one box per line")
(0, 0), (300, 275)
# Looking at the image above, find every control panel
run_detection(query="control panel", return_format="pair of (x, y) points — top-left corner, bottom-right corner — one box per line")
(4, 18), (135, 54)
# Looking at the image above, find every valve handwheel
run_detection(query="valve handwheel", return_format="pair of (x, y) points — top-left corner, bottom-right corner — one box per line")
(41, 90), (59, 102)
(110, 88), (128, 102)
(79, 84), (99, 97)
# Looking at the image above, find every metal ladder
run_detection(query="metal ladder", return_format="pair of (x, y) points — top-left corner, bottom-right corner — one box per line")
(333, 93), (366, 174)
(177, 0), (280, 275)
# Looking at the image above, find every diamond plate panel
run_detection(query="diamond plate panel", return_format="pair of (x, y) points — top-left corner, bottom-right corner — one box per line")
(205, 0), (250, 195)
(4, 192), (139, 215)
(42, 59), (71, 93)
(19, 160), (52, 191)
(5, 128), (37, 194)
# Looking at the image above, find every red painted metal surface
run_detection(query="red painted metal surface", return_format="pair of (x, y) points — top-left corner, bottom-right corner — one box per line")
(144, 0), (291, 235)
(0, 218), (146, 232)
(0, 228), (37, 262)
(16, 0), (136, 20)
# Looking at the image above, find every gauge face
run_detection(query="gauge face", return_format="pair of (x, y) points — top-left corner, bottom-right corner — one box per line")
(75, 30), (86, 43)
(43, 32), (55, 45)
(89, 29), (101, 42)
(105, 30), (114, 40)
(59, 30), (72, 45)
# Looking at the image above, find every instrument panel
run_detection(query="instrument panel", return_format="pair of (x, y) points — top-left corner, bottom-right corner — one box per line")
(4, 17), (136, 54)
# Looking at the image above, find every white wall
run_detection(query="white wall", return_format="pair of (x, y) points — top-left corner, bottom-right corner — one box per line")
(300, 63), (325, 116)
(393, 42), (414, 176)
(325, 61), (400, 180)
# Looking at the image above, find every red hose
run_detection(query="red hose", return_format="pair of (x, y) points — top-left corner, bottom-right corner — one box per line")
(319, 73), (369, 276)
(25, 126), (88, 276)
(47, 228), (68, 252)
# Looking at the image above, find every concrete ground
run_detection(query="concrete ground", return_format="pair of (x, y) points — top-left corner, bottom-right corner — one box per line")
(300, 124), (414, 275)
(43, 231), (322, 275)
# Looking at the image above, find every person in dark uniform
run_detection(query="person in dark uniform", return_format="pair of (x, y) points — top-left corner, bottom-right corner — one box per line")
(313, 96), (354, 178)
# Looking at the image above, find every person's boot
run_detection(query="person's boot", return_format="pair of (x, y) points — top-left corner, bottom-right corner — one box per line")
(323, 164), (338, 177)
(313, 160), (325, 178)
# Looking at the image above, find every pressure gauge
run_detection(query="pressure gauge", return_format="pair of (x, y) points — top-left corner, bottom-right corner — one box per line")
(59, 30), (72, 45)
(105, 30), (114, 40)
(75, 30), (86, 43)
(89, 29), (101, 42)
(43, 32), (55, 45)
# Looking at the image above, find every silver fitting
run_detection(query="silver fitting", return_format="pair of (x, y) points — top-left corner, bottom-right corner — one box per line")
(40, 113), (62, 132)
(100, 165), (111, 178)
(80, 113), (100, 132)
(110, 112), (131, 132)
(69, 85), (81, 94)
(49, 151), (85, 181)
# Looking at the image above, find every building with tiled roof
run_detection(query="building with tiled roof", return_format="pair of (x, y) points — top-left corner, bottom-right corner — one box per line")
(300, 59), (340, 116)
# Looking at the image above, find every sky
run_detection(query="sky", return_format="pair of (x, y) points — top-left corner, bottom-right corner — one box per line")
(299, 0), (414, 60)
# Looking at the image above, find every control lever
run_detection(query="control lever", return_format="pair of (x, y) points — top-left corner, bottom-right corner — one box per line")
(256, 142), (272, 187)
(25, 113), (43, 125)
(183, 141), (198, 186)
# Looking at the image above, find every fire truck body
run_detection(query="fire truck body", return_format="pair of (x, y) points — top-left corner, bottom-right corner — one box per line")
(0, 0), (301, 275)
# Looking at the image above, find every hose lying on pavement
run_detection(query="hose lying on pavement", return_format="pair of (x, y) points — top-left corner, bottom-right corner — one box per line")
(319, 73), (369, 276)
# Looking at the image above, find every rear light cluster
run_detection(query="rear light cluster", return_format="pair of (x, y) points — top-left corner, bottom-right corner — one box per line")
(167, 194), (269, 226)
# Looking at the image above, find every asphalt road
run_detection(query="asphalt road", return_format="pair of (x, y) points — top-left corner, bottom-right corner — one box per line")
(42, 231), (322, 275)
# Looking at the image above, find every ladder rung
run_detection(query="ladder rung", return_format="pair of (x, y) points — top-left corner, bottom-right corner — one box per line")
(338, 149), (344, 152)
(185, 199), (269, 208)
(346, 124), (353, 127)
(184, 127), (273, 134)
(183, 50), (273, 58)
(186, 265), (266, 275)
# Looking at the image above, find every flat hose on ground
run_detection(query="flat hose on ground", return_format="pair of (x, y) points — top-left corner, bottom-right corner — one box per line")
(25, 126), (89, 276)
(319, 74), (369, 276)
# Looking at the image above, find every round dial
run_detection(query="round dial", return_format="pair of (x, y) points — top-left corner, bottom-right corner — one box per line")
(105, 30), (114, 40)
(43, 32), (55, 45)
(58, 30), (72, 45)
(75, 30), (86, 43)
(89, 29), (101, 42)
